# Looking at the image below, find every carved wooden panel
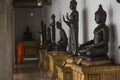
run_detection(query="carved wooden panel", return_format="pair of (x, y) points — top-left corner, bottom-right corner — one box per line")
(70, 63), (120, 80)
(88, 74), (100, 80)
(104, 73), (117, 80)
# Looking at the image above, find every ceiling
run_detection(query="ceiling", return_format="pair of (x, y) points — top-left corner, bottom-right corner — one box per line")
(14, 0), (51, 7)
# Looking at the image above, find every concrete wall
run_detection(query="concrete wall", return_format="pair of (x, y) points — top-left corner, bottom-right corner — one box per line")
(15, 8), (43, 48)
(0, 0), (13, 79)
(43, 0), (120, 64)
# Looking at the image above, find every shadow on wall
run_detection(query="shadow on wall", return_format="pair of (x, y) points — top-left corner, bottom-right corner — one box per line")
(82, 8), (88, 42)
(82, 0), (88, 43)
(109, 23), (120, 64)
(109, 23), (117, 58)
(108, 6), (120, 63)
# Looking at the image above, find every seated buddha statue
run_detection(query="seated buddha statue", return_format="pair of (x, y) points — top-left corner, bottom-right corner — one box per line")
(23, 26), (33, 41)
(78, 5), (109, 61)
(55, 21), (68, 51)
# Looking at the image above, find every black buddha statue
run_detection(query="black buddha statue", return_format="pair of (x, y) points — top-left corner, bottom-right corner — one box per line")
(55, 21), (68, 51)
(46, 27), (52, 45)
(63, 0), (79, 55)
(41, 20), (47, 48)
(46, 27), (53, 51)
(50, 14), (56, 43)
(78, 5), (109, 61)
(23, 26), (33, 41)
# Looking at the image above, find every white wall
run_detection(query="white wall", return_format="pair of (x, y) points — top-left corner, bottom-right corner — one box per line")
(109, 0), (120, 63)
(15, 8), (42, 47)
(43, 0), (120, 64)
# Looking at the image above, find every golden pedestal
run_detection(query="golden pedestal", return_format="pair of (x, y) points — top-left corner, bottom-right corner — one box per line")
(70, 63), (120, 80)
(38, 49), (50, 72)
(47, 51), (69, 79)
(56, 56), (80, 80)
(38, 49), (46, 66)
(57, 66), (72, 80)
(42, 51), (50, 71)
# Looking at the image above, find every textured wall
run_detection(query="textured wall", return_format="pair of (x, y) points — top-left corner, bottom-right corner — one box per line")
(0, 0), (13, 79)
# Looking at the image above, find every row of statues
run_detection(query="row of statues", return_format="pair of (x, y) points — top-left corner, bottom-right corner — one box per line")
(41, 0), (109, 61)
(41, 16), (68, 51)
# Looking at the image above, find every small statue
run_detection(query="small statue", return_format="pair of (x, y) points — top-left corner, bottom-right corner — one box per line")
(23, 26), (33, 41)
(46, 27), (51, 44)
(56, 21), (68, 51)
(46, 27), (53, 51)
(63, 0), (79, 55)
(50, 14), (56, 43)
(41, 20), (46, 48)
(46, 27), (52, 45)
(78, 5), (109, 61)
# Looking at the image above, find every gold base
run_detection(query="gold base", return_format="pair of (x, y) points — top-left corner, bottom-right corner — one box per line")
(70, 63), (120, 80)
(47, 51), (69, 79)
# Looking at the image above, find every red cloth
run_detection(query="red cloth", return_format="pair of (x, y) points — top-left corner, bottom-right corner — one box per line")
(16, 42), (24, 63)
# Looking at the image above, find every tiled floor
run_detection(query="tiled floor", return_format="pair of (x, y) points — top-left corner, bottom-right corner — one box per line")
(13, 60), (51, 80)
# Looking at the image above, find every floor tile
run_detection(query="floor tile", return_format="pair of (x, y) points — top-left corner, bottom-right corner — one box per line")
(13, 60), (51, 80)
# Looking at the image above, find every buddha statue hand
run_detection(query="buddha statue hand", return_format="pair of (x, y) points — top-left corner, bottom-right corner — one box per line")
(66, 12), (70, 21)
(63, 15), (66, 22)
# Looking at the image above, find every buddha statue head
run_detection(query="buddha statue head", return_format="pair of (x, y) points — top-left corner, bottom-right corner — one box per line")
(70, 0), (77, 10)
(56, 21), (62, 29)
(51, 14), (55, 20)
(95, 4), (107, 24)
(117, 0), (120, 3)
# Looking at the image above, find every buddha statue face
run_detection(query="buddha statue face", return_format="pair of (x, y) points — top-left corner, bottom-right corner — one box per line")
(69, 0), (77, 10)
(51, 14), (55, 20)
(56, 21), (61, 29)
(95, 4), (106, 24)
(95, 16), (106, 24)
